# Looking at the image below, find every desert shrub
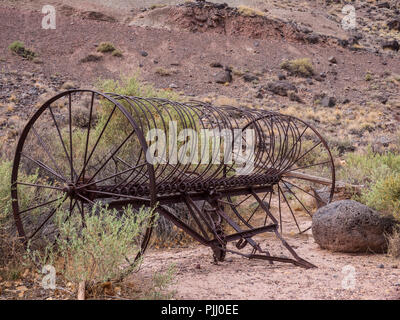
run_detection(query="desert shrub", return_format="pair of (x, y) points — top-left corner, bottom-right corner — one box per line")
(0, 160), (39, 280)
(338, 148), (400, 186)
(280, 58), (314, 77)
(361, 173), (400, 218)
(8, 41), (36, 60)
(97, 42), (116, 53)
(28, 204), (157, 286)
(237, 5), (266, 17)
(111, 49), (123, 57)
(0, 160), (40, 222)
(338, 148), (400, 220)
(142, 264), (176, 300)
(155, 67), (172, 76)
(98, 75), (179, 100)
(387, 227), (400, 259)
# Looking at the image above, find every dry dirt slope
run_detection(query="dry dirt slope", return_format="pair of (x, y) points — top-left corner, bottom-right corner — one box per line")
(0, 0), (400, 300)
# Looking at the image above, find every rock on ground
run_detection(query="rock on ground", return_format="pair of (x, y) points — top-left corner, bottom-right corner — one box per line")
(312, 200), (396, 253)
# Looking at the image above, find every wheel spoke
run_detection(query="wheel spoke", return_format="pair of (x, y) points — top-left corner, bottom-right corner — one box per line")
(48, 105), (76, 178)
(31, 126), (66, 181)
(84, 130), (136, 185)
(68, 93), (75, 181)
(19, 196), (65, 215)
(281, 179), (327, 205)
(77, 163), (146, 190)
(16, 181), (64, 191)
(82, 92), (95, 182)
(27, 196), (67, 240)
(286, 160), (331, 173)
(77, 104), (117, 183)
(278, 184), (301, 233)
(281, 180), (313, 217)
(21, 152), (66, 182)
(294, 140), (322, 165)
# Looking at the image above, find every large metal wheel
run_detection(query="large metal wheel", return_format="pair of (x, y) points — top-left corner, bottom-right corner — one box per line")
(11, 90), (157, 263)
(225, 112), (335, 235)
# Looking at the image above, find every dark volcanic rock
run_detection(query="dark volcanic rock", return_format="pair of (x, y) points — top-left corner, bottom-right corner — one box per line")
(382, 40), (399, 51)
(312, 200), (397, 253)
(387, 19), (400, 31)
(81, 11), (116, 23)
(321, 95), (336, 108)
(215, 69), (232, 84)
(266, 81), (297, 96)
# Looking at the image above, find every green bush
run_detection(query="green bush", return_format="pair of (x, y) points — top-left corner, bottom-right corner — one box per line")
(361, 173), (400, 219)
(338, 148), (400, 219)
(0, 160), (39, 222)
(8, 41), (36, 60)
(98, 75), (179, 100)
(97, 42), (116, 53)
(111, 49), (123, 57)
(339, 148), (400, 186)
(28, 204), (157, 285)
(280, 58), (314, 77)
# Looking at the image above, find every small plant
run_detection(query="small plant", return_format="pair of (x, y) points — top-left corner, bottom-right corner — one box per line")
(111, 49), (123, 57)
(97, 42), (116, 53)
(155, 67), (172, 77)
(237, 5), (266, 17)
(365, 72), (373, 81)
(8, 41), (36, 60)
(387, 227), (400, 259)
(28, 204), (157, 291)
(149, 4), (167, 10)
(361, 173), (400, 218)
(142, 264), (176, 300)
(280, 58), (314, 77)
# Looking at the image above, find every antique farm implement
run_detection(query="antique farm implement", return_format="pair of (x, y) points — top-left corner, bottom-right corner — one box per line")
(11, 90), (335, 268)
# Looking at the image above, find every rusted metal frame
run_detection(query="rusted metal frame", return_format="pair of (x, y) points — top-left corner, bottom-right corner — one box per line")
(211, 202), (266, 254)
(251, 190), (316, 269)
(182, 195), (211, 241)
(183, 195), (215, 241)
(207, 225), (277, 247)
(156, 205), (210, 247)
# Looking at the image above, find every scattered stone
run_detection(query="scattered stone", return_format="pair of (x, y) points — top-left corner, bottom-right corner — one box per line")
(382, 40), (399, 51)
(210, 62), (223, 68)
(306, 33), (319, 44)
(169, 83), (178, 89)
(288, 91), (302, 103)
(140, 50), (149, 57)
(61, 81), (75, 90)
(377, 2), (390, 9)
(320, 96), (336, 108)
(243, 74), (259, 82)
(387, 19), (400, 31)
(378, 264), (384, 269)
(266, 81), (297, 96)
(255, 92), (263, 99)
(312, 200), (397, 253)
(377, 94), (389, 104)
(81, 11), (116, 23)
(215, 68), (232, 84)
(80, 53), (102, 63)
(277, 73), (286, 80)
(328, 56), (337, 64)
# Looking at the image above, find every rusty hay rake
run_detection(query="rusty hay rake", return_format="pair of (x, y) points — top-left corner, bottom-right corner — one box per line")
(11, 90), (335, 269)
